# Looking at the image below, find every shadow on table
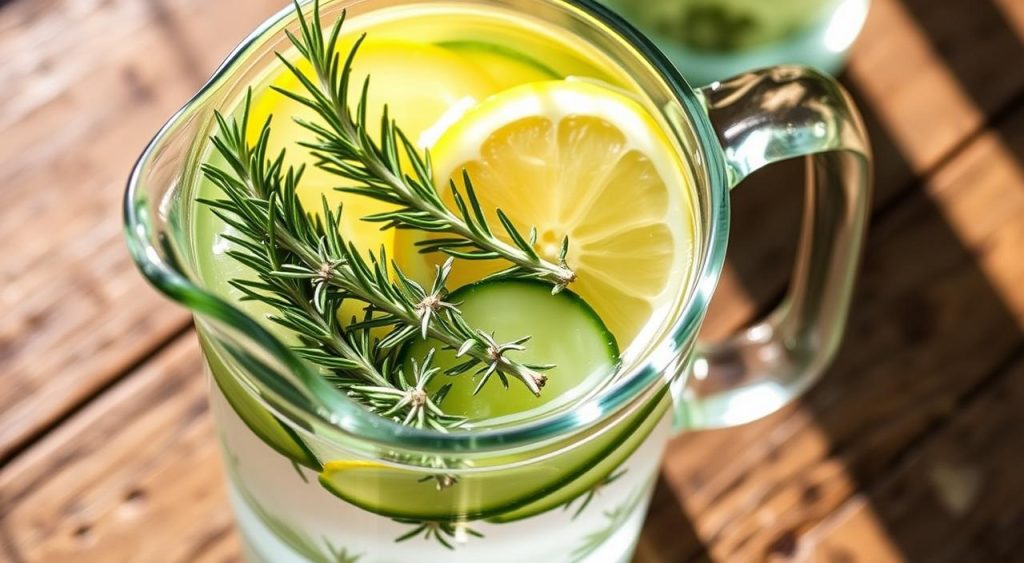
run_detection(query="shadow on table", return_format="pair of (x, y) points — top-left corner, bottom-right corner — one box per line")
(636, 0), (1024, 560)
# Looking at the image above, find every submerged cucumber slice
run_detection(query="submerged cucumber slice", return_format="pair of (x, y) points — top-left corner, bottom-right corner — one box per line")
(317, 392), (667, 523)
(317, 279), (659, 522)
(487, 392), (668, 523)
(199, 333), (322, 471)
(438, 40), (559, 90)
(404, 279), (619, 421)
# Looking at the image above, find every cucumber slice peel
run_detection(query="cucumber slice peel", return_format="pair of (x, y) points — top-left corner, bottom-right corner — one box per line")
(486, 392), (668, 523)
(438, 40), (559, 89)
(315, 391), (667, 523)
(200, 333), (322, 471)
(317, 279), (657, 522)
(403, 280), (619, 421)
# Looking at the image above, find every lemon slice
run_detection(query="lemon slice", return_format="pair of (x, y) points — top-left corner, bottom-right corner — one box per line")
(400, 80), (695, 346)
(241, 39), (499, 321)
(247, 38), (499, 252)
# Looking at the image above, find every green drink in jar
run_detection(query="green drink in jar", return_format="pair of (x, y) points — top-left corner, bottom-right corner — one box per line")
(601, 0), (870, 84)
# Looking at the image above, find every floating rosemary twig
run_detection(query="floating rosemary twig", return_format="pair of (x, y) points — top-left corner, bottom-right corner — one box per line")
(202, 92), (552, 409)
(202, 108), (463, 430)
(275, 0), (577, 292)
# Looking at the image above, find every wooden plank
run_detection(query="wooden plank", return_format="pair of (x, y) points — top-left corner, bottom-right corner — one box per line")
(650, 91), (1024, 560)
(699, 0), (1024, 344)
(0, 0), (283, 462)
(192, 537), (244, 563)
(3, 127), (1022, 561)
(637, 1), (1024, 555)
(0, 333), (236, 563)
(1, 0), (1022, 560)
(9, 147), (1022, 561)
(847, 0), (1024, 177)
(994, 0), (1024, 41)
(806, 354), (1024, 562)
(633, 476), (710, 563)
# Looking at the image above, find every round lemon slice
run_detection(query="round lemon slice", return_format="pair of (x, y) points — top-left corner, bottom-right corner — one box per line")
(247, 38), (499, 253)
(400, 80), (695, 346)
(241, 38), (499, 321)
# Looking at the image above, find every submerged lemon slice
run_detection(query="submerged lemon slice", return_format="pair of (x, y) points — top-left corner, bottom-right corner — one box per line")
(247, 38), (498, 253)
(400, 80), (695, 346)
(241, 39), (498, 321)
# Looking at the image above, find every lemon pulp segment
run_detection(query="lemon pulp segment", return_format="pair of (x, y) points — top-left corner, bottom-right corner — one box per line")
(397, 80), (695, 347)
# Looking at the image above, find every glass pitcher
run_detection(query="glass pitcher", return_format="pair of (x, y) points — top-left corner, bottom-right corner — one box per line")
(124, 0), (871, 561)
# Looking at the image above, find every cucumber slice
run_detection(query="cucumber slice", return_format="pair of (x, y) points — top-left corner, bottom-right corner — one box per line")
(487, 392), (668, 523)
(405, 279), (619, 420)
(438, 40), (559, 89)
(317, 392), (666, 522)
(199, 333), (322, 471)
(318, 279), (660, 521)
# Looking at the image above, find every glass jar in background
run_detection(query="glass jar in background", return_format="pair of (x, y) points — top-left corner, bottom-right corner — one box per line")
(600, 0), (870, 85)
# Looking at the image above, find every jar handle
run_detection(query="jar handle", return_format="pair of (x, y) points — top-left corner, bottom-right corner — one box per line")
(677, 66), (872, 429)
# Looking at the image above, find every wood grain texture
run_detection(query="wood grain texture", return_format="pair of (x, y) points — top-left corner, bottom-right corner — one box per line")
(0, 0), (284, 462)
(847, 0), (1024, 177)
(3, 0), (1018, 465)
(633, 3), (1024, 555)
(807, 355), (1024, 563)
(0, 333), (234, 563)
(700, 0), (1024, 350)
(645, 81), (1024, 563)
(2, 110), (1022, 563)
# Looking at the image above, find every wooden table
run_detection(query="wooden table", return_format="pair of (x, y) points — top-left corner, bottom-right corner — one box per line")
(2, 0), (1023, 561)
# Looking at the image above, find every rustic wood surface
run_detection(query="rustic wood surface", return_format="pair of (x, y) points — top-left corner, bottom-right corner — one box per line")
(1, 0), (1023, 561)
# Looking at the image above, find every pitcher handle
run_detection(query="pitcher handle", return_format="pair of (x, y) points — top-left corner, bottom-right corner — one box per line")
(677, 66), (872, 429)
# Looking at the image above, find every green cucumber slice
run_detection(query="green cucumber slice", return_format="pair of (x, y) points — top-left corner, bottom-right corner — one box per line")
(486, 392), (668, 523)
(316, 392), (667, 523)
(404, 279), (619, 421)
(199, 333), (322, 471)
(318, 279), (661, 522)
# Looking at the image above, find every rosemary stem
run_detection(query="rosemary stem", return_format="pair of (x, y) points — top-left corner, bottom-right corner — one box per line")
(321, 262), (546, 396)
(307, 47), (576, 289)
(206, 1), (554, 406)
(230, 166), (389, 387)
(361, 153), (576, 286)
(234, 154), (544, 396)
(290, 285), (390, 387)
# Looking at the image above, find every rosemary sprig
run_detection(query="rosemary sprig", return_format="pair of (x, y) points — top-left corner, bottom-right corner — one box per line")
(274, 0), (577, 292)
(202, 95), (551, 400)
(202, 118), (459, 429)
(562, 469), (627, 520)
(394, 519), (483, 550)
(346, 349), (464, 430)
